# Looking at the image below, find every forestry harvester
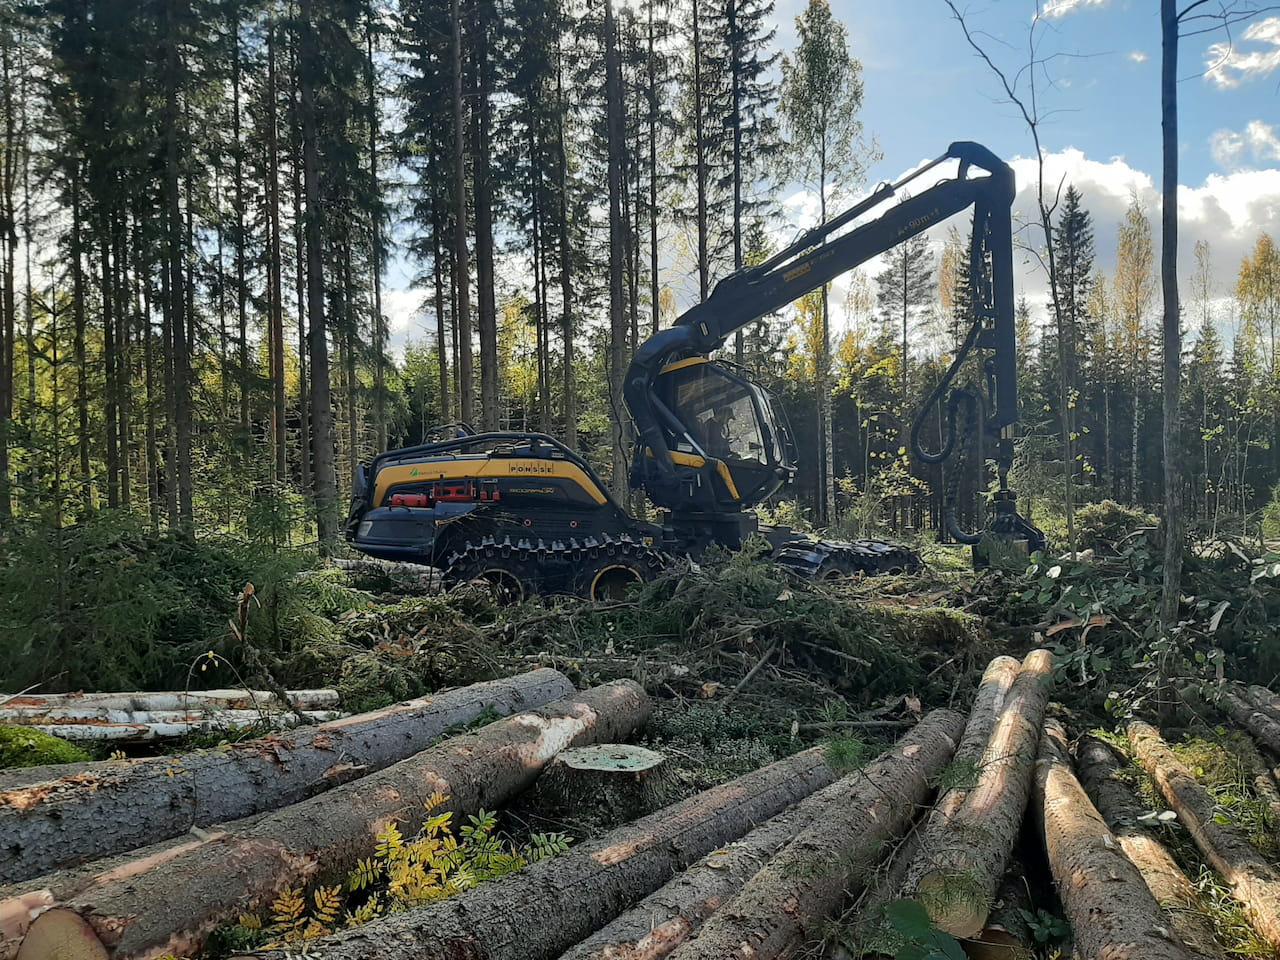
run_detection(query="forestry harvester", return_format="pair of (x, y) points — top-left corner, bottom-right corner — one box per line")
(344, 142), (1045, 599)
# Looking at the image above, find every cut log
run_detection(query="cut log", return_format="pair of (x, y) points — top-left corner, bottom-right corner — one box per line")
(1038, 720), (1196, 960)
(13, 710), (340, 743)
(843, 823), (925, 958)
(11, 910), (107, 960)
(556, 745), (926, 960)
(897, 655), (1020, 904)
(1242, 684), (1280, 725)
(663, 709), (966, 960)
(1129, 720), (1280, 950)
(1075, 735), (1223, 959)
(0, 689), (339, 716)
(1216, 687), (1280, 758)
(911, 649), (1054, 938)
(967, 867), (1033, 960)
(236, 724), (873, 960)
(14, 679), (649, 960)
(0, 668), (573, 884)
(0, 811), (272, 959)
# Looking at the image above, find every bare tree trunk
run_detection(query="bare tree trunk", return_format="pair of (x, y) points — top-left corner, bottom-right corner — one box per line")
(555, 48), (575, 447)
(1159, 0), (1184, 645)
(298, 0), (339, 547)
(605, 0), (628, 496)
(451, 0), (473, 426)
(267, 23), (288, 484)
(366, 16), (386, 453)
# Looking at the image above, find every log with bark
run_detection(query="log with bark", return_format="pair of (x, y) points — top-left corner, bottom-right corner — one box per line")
(0, 669), (573, 885)
(556, 747), (929, 960)
(235, 728), (866, 960)
(910, 649), (1054, 938)
(1075, 735), (1222, 959)
(12, 679), (649, 960)
(663, 709), (966, 960)
(8, 710), (341, 744)
(1038, 720), (1197, 960)
(896, 655), (1020, 904)
(1216, 686), (1280, 757)
(1241, 684), (1280, 724)
(0, 689), (340, 716)
(1129, 720), (1280, 950)
(0, 810), (273, 958)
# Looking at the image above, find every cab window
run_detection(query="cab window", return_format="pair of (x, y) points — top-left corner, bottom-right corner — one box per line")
(661, 364), (766, 464)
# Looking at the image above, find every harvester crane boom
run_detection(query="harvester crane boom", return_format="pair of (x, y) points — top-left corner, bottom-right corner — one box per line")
(624, 141), (1042, 555)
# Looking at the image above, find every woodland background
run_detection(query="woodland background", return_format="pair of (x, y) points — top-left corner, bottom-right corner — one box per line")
(0, 0), (1275, 556)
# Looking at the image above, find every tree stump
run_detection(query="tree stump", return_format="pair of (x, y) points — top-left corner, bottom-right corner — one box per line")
(537, 744), (670, 825)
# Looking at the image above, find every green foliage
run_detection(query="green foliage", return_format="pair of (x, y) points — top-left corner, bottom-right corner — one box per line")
(0, 724), (91, 767)
(879, 899), (966, 960)
(0, 512), (318, 692)
(1017, 906), (1070, 944)
(277, 592), (500, 712)
(231, 792), (571, 949)
(825, 735), (869, 772)
(1074, 500), (1158, 554)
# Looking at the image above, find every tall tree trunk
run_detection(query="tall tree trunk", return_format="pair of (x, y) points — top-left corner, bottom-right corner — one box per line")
(431, 182), (450, 422)
(166, 3), (193, 525)
(472, 8), (499, 433)
(267, 23), (288, 484)
(232, 9), (249, 447)
(71, 166), (90, 500)
(605, 0), (628, 496)
(729, 0), (744, 363)
(1158, 0), (1184, 646)
(451, 0), (474, 426)
(692, 0), (708, 301)
(298, 0), (339, 547)
(366, 16), (386, 453)
(647, 2), (659, 339)
(555, 48), (575, 448)
(0, 35), (14, 518)
(102, 230), (119, 509)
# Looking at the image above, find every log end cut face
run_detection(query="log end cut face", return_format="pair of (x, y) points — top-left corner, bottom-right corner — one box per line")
(557, 745), (665, 773)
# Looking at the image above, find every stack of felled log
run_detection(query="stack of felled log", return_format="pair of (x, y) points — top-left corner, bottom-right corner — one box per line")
(7, 657), (1280, 960)
(0, 688), (344, 743)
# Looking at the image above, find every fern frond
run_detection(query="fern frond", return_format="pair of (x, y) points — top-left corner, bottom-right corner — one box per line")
(312, 885), (343, 926)
(270, 886), (306, 928)
(374, 822), (404, 859)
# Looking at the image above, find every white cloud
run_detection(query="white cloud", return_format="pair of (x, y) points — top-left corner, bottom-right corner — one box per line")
(1205, 16), (1280, 89)
(1041, 0), (1109, 20)
(1211, 120), (1280, 170)
(1128, 50), (1148, 64)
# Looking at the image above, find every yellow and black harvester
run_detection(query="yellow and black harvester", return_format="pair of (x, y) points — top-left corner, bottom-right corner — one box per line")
(344, 142), (1044, 600)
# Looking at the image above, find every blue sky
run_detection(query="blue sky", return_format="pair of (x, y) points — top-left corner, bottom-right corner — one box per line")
(383, 0), (1280, 349)
(777, 0), (1279, 186)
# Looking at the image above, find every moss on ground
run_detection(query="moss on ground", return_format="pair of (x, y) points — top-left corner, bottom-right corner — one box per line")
(0, 724), (91, 767)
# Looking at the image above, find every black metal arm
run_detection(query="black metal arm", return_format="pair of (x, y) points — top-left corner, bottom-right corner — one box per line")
(624, 141), (1017, 479)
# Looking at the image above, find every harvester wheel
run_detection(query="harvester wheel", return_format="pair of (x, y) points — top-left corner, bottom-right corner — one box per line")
(574, 546), (669, 601)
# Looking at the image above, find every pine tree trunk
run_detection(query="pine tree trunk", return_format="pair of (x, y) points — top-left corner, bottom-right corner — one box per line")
(473, 6), (499, 433)
(16, 682), (650, 960)
(0, 671), (574, 885)
(243, 740), (852, 960)
(913, 650), (1054, 938)
(451, 0), (473, 426)
(555, 49), (575, 447)
(298, 0), (339, 547)
(267, 23), (288, 485)
(666, 710), (965, 960)
(1038, 721), (1197, 960)
(366, 17), (386, 454)
(605, 0), (628, 496)
(1158, 0), (1184, 644)
(1128, 721), (1280, 949)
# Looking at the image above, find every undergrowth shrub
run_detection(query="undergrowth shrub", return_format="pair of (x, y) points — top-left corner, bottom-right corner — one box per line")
(213, 792), (571, 954)
(1074, 500), (1158, 554)
(0, 511), (320, 692)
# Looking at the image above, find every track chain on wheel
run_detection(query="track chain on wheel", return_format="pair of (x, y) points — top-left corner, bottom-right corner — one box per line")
(771, 537), (920, 580)
(444, 531), (673, 601)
